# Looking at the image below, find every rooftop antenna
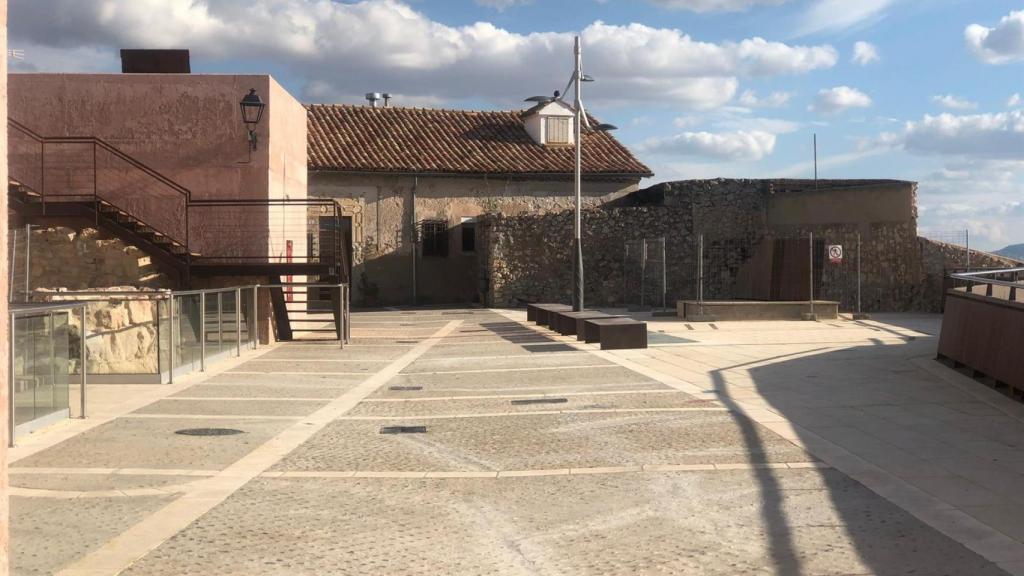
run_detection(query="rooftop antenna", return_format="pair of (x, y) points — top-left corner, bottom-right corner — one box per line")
(7, 49), (24, 60)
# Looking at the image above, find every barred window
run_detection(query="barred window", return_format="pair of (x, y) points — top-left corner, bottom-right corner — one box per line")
(420, 220), (449, 257)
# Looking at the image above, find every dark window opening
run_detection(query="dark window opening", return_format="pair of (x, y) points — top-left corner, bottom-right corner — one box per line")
(420, 220), (449, 257)
(462, 222), (476, 253)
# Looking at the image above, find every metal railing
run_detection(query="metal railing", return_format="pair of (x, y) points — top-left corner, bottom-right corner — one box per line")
(9, 301), (88, 446)
(9, 119), (348, 275)
(32, 282), (351, 383)
(949, 267), (1024, 301)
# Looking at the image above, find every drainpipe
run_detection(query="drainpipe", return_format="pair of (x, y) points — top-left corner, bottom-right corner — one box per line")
(411, 176), (418, 306)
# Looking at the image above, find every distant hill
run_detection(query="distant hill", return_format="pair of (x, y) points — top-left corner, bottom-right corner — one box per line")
(995, 244), (1024, 260)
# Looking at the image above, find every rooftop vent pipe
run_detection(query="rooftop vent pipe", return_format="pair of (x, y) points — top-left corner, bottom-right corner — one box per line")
(365, 92), (392, 108)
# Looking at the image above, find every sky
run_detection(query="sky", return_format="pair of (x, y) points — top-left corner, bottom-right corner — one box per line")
(8, 0), (1024, 250)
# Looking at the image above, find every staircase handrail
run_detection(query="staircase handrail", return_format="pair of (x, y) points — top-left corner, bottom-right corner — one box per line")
(8, 118), (192, 201)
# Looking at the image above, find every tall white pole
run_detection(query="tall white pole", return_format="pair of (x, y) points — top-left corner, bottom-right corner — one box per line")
(573, 35), (584, 312)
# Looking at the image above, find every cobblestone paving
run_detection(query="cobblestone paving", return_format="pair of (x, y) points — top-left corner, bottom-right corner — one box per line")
(171, 384), (345, 399)
(347, 392), (716, 417)
(121, 472), (1009, 576)
(10, 473), (203, 492)
(134, 398), (329, 416)
(273, 411), (812, 472)
(13, 495), (176, 575)
(12, 417), (293, 470)
(11, 308), (1012, 575)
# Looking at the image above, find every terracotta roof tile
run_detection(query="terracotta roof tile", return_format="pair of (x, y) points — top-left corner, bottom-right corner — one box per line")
(306, 104), (652, 178)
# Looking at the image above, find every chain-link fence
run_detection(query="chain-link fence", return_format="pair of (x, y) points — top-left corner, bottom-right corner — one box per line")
(622, 232), (872, 317)
(623, 237), (668, 312)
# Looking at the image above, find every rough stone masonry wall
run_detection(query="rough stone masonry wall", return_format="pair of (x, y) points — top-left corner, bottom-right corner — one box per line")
(918, 238), (1023, 310)
(480, 179), (957, 313)
(8, 226), (172, 300)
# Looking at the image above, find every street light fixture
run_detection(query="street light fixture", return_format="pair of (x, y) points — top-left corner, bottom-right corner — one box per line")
(239, 88), (265, 151)
(525, 36), (615, 312)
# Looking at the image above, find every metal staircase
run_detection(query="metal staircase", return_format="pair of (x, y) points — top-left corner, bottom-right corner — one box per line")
(7, 118), (349, 285)
(8, 119), (352, 341)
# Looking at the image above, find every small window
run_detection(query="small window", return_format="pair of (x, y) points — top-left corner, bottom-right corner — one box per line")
(545, 117), (571, 145)
(461, 219), (477, 253)
(420, 220), (449, 257)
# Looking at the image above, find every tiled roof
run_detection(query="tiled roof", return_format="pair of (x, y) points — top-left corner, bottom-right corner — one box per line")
(306, 104), (652, 178)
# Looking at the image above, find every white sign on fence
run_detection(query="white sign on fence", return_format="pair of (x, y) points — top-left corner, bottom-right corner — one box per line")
(828, 245), (843, 264)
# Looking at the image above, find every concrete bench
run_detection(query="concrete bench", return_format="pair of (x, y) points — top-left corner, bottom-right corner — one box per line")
(582, 318), (647, 350)
(530, 304), (572, 328)
(552, 310), (601, 336)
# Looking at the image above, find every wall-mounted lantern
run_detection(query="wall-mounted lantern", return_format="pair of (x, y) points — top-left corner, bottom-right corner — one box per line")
(239, 88), (265, 151)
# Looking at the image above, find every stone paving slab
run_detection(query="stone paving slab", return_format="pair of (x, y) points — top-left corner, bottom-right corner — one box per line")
(419, 340), (573, 354)
(13, 494), (177, 576)
(171, 384), (345, 399)
(349, 392), (714, 417)
(10, 473), (202, 492)
(13, 417), (294, 470)
(403, 352), (612, 373)
(119, 471), (1009, 576)
(133, 399), (329, 417)
(205, 372), (369, 387)
(272, 411), (813, 472)
(258, 346), (411, 361)
(229, 360), (387, 374)
(373, 366), (666, 398)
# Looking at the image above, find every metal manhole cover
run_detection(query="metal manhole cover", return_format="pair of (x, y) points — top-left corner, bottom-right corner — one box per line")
(175, 428), (245, 437)
(510, 398), (569, 406)
(380, 425), (428, 434)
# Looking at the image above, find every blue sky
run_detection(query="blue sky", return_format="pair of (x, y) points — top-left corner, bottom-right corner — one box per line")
(10, 0), (1024, 249)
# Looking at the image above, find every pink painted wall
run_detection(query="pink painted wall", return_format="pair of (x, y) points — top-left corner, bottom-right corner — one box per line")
(8, 73), (309, 264)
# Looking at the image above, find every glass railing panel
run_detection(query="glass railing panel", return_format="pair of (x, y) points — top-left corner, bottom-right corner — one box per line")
(12, 315), (40, 428)
(156, 298), (170, 377)
(204, 292), (221, 359)
(222, 290), (238, 354)
(174, 293), (202, 370)
(49, 312), (71, 419)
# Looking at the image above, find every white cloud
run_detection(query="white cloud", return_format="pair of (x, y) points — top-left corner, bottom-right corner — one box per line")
(795, 0), (895, 37)
(10, 0), (838, 110)
(966, 10), (1024, 64)
(931, 94), (978, 111)
(646, 0), (789, 13)
(737, 89), (792, 108)
(475, 0), (530, 10)
(1008, 93), (1022, 107)
(902, 110), (1024, 160)
(851, 41), (879, 65)
(809, 86), (872, 114)
(640, 130), (777, 161)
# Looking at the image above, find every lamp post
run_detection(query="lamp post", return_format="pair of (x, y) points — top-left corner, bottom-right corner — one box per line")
(526, 36), (616, 312)
(239, 88), (266, 152)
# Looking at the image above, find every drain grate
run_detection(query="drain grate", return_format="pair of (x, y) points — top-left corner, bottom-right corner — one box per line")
(510, 398), (569, 406)
(389, 386), (423, 391)
(380, 425), (428, 434)
(175, 428), (245, 437)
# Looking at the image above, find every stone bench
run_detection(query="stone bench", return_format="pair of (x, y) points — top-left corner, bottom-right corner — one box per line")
(548, 309), (602, 336)
(528, 304), (572, 328)
(582, 318), (648, 350)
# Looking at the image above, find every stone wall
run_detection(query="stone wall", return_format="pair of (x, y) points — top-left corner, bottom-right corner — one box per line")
(35, 289), (162, 375)
(8, 226), (172, 300)
(479, 178), (978, 313)
(918, 238), (1023, 311)
(309, 173), (640, 306)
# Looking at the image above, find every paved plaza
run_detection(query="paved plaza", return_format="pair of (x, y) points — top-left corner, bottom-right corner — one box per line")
(9, 309), (1024, 575)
